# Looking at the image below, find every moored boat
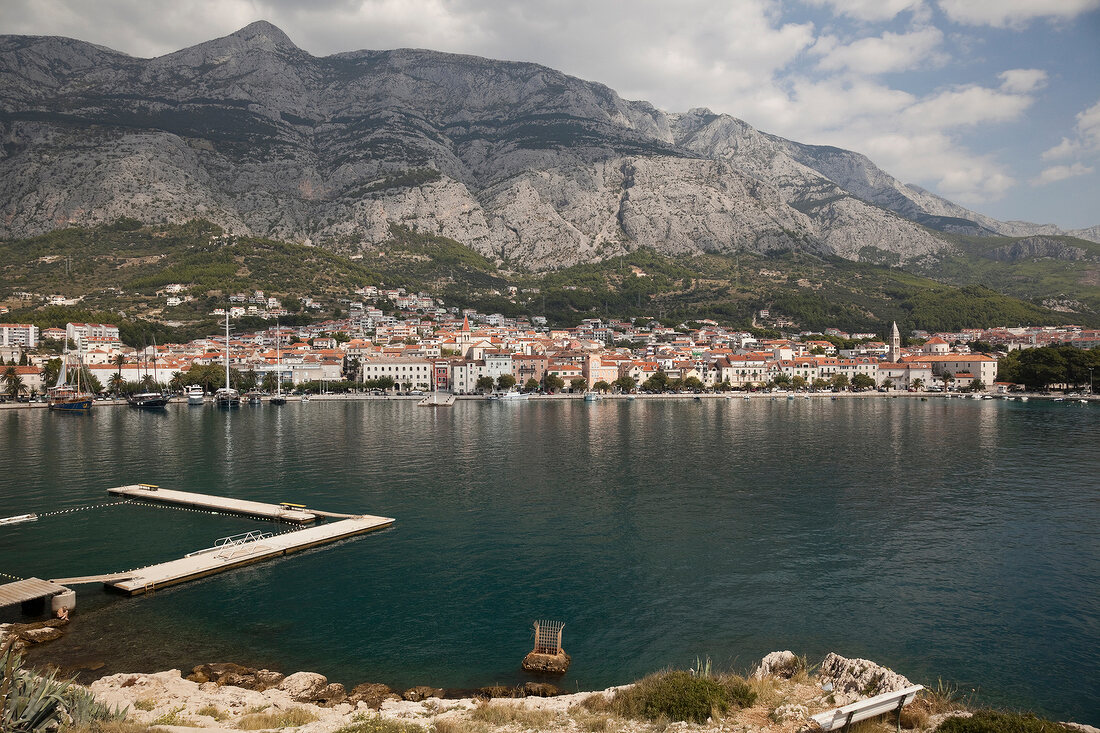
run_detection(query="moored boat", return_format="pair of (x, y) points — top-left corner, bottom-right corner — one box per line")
(128, 391), (170, 408)
(129, 336), (169, 408)
(215, 312), (240, 408)
(48, 347), (94, 412)
(186, 385), (205, 405)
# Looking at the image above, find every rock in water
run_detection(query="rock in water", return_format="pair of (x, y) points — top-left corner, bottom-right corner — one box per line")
(754, 650), (803, 679)
(187, 663), (285, 691)
(347, 683), (401, 709)
(402, 686), (444, 702)
(818, 653), (912, 699)
(521, 651), (571, 674)
(522, 681), (564, 697)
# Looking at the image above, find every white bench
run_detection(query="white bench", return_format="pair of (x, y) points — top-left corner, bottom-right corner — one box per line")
(811, 684), (924, 732)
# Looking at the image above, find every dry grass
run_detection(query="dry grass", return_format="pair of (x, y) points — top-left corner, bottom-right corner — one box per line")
(468, 701), (555, 728)
(333, 718), (428, 733)
(900, 702), (931, 730)
(132, 699), (156, 712)
(150, 706), (193, 727)
(195, 704), (227, 722)
(743, 676), (783, 710)
(571, 694), (613, 714)
(62, 721), (161, 733)
(922, 679), (977, 715)
(236, 707), (319, 730)
(431, 719), (487, 733)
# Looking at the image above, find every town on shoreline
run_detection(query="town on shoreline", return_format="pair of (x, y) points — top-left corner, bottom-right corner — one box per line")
(2, 285), (1098, 403)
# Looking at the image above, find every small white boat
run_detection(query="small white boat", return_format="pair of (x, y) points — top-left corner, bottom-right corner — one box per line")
(1020, 396), (1029, 402)
(583, 392), (602, 402)
(0, 513), (37, 525)
(186, 385), (205, 405)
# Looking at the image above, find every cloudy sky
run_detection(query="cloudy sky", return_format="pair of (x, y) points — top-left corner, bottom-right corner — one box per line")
(7, 0), (1100, 229)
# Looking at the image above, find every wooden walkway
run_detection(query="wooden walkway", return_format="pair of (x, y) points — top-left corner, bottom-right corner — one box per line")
(103, 515), (394, 595)
(0, 578), (70, 609)
(107, 485), (318, 523)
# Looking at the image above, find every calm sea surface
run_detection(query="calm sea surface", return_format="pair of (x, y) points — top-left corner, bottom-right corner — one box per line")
(1, 398), (1097, 722)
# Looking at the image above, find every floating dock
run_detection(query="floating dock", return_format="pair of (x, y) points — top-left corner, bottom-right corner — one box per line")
(107, 484), (319, 524)
(57, 516), (394, 596)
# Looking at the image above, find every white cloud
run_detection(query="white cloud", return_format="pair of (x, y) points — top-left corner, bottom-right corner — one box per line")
(1034, 163), (1095, 185)
(998, 69), (1047, 94)
(938, 0), (1100, 28)
(903, 85), (1035, 129)
(804, 0), (926, 22)
(814, 28), (944, 74)
(1042, 99), (1100, 159)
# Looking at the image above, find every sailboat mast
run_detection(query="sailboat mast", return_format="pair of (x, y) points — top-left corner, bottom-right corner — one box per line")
(275, 319), (281, 396)
(225, 312), (231, 390)
(152, 334), (159, 389)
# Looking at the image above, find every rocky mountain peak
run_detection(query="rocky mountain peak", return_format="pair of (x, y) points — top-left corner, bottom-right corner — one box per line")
(227, 20), (299, 52)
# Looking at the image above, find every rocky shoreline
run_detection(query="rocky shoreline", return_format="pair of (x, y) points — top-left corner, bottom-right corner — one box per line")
(72, 651), (1092, 733)
(6, 625), (1098, 731)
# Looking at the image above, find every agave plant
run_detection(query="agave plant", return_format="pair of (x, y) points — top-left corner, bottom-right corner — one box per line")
(1, 638), (70, 733)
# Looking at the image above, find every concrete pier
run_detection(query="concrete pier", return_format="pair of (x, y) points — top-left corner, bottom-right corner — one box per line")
(100, 516), (394, 595)
(0, 578), (72, 612)
(107, 484), (319, 523)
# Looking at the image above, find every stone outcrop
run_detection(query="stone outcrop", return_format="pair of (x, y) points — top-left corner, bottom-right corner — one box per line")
(521, 650), (572, 674)
(754, 650), (804, 680)
(275, 671), (346, 706)
(0, 619), (69, 650)
(817, 653), (913, 705)
(4, 22), (1086, 270)
(347, 682), (401, 709)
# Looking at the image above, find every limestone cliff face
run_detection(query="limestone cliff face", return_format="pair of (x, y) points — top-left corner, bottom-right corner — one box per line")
(0, 22), (1088, 268)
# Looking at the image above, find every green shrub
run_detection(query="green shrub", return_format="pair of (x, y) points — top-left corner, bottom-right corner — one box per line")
(613, 670), (732, 724)
(1, 642), (70, 733)
(936, 711), (1074, 733)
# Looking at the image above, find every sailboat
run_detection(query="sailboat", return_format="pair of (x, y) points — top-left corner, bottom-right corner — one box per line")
(214, 312), (241, 407)
(47, 343), (94, 411)
(270, 320), (286, 405)
(128, 335), (169, 408)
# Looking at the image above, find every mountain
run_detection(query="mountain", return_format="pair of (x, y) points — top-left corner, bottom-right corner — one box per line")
(0, 21), (1095, 271)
